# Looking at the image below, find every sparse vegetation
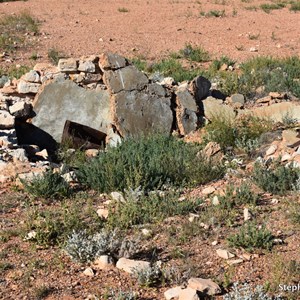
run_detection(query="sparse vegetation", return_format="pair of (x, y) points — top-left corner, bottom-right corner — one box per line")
(77, 134), (224, 193)
(227, 222), (274, 252)
(118, 7), (130, 13)
(290, 1), (300, 11)
(22, 169), (72, 200)
(47, 48), (66, 65)
(0, 11), (39, 52)
(252, 161), (300, 195)
(260, 2), (286, 13)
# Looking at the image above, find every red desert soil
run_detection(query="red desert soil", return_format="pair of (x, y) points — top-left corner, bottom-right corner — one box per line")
(0, 0), (300, 64)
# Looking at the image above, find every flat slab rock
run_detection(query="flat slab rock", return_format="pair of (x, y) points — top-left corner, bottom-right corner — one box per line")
(111, 89), (173, 137)
(188, 277), (221, 295)
(32, 79), (112, 142)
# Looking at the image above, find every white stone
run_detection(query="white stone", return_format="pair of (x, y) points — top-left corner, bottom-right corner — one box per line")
(164, 286), (183, 300)
(281, 153), (291, 162)
(178, 287), (199, 300)
(110, 191), (125, 202)
(116, 257), (150, 274)
(212, 196), (220, 206)
(96, 208), (109, 219)
(216, 249), (235, 259)
(202, 186), (215, 195)
(265, 145), (277, 156)
(58, 58), (78, 72)
(22, 70), (40, 83)
(78, 60), (96, 73)
(17, 80), (41, 94)
(212, 240), (218, 246)
(93, 255), (114, 270)
(188, 277), (221, 295)
(0, 110), (14, 129)
(227, 259), (244, 265)
(83, 267), (94, 277)
(11, 149), (28, 162)
(243, 208), (252, 221)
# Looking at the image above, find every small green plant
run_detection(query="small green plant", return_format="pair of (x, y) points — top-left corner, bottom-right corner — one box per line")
(132, 263), (163, 287)
(0, 65), (30, 79)
(22, 169), (72, 200)
(290, 1), (300, 11)
(205, 9), (226, 17)
(152, 58), (199, 82)
(104, 288), (137, 300)
(0, 11), (39, 52)
(248, 33), (260, 40)
(47, 48), (65, 65)
(30, 52), (39, 61)
(244, 5), (258, 11)
(252, 161), (300, 195)
(178, 44), (210, 62)
(227, 222), (274, 252)
(260, 2), (286, 13)
(118, 7), (129, 12)
(210, 56), (236, 72)
(33, 285), (53, 300)
(77, 134), (224, 192)
(131, 57), (147, 72)
(107, 192), (202, 229)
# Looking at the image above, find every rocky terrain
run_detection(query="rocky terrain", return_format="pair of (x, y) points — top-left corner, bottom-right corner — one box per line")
(0, 1), (300, 300)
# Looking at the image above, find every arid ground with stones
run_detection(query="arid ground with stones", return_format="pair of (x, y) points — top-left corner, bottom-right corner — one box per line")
(0, 0), (300, 300)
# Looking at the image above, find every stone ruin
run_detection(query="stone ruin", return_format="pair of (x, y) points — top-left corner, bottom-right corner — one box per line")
(1, 51), (300, 185)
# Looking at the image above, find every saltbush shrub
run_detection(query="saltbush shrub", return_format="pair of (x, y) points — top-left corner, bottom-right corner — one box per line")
(77, 134), (224, 193)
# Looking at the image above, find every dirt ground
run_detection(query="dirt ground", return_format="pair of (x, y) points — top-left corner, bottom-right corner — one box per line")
(0, 0), (300, 64)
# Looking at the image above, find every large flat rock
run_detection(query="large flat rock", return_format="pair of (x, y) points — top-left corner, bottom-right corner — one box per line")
(111, 90), (173, 137)
(32, 79), (112, 142)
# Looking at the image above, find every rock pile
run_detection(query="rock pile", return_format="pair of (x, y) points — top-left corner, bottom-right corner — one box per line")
(1, 51), (300, 186)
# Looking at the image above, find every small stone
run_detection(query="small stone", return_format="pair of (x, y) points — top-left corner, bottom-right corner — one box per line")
(249, 47), (258, 52)
(78, 60), (96, 73)
(202, 186), (215, 195)
(281, 153), (291, 162)
(271, 198), (279, 204)
(265, 145), (277, 156)
(141, 228), (152, 236)
(164, 286), (183, 300)
(273, 238), (283, 244)
(9, 101), (33, 120)
(160, 77), (175, 86)
(62, 171), (76, 183)
(241, 253), (252, 261)
(188, 277), (221, 295)
(110, 191), (125, 202)
(116, 257), (150, 274)
(243, 208), (252, 221)
(230, 94), (245, 105)
(83, 267), (94, 277)
(17, 80), (41, 94)
(58, 58), (78, 72)
(256, 96), (271, 104)
(11, 149), (28, 162)
(99, 52), (127, 70)
(22, 70), (40, 83)
(189, 213), (200, 223)
(96, 208), (109, 219)
(93, 255), (114, 270)
(178, 287), (199, 300)
(212, 196), (220, 206)
(85, 149), (99, 157)
(0, 110), (14, 129)
(216, 249), (235, 259)
(35, 149), (48, 160)
(212, 240), (218, 246)
(227, 259), (244, 265)
(282, 130), (300, 148)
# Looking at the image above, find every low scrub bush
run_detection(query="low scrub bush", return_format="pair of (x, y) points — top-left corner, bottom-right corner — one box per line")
(107, 191), (201, 229)
(77, 135), (224, 192)
(65, 229), (138, 263)
(223, 282), (282, 300)
(252, 161), (300, 195)
(178, 44), (210, 62)
(0, 11), (38, 52)
(260, 2), (286, 13)
(227, 222), (274, 252)
(22, 169), (72, 200)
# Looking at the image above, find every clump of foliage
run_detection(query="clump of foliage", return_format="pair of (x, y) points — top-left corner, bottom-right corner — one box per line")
(24, 201), (103, 246)
(107, 191), (202, 229)
(260, 2), (286, 13)
(0, 11), (39, 52)
(65, 229), (138, 263)
(252, 161), (300, 195)
(227, 222), (274, 252)
(152, 58), (199, 82)
(47, 48), (66, 65)
(223, 282), (283, 300)
(290, 1), (300, 11)
(77, 134), (224, 193)
(132, 263), (163, 287)
(203, 115), (273, 152)
(178, 44), (210, 62)
(22, 169), (72, 200)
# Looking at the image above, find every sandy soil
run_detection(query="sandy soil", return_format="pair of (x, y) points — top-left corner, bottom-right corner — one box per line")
(0, 0), (300, 64)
